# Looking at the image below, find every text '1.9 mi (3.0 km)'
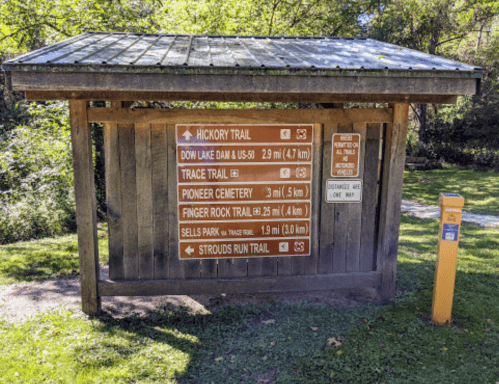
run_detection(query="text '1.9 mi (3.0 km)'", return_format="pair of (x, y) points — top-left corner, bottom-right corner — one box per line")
(176, 124), (314, 259)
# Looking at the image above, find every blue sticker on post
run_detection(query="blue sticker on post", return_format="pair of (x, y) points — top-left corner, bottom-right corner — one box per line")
(442, 193), (462, 198)
(442, 223), (459, 241)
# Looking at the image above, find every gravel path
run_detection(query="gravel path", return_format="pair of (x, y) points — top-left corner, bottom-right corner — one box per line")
(1, 200), (497, 323)
(401, 199), (499, 227)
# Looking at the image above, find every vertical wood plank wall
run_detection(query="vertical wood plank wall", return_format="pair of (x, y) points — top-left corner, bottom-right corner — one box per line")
(318, 122), (337, 274)
(104, 112), (123, 280)
(151, 124), (169, 278)
(166, 124), (184, 279)
(135, 123), (154, 279)
(101, 107), (389, 282)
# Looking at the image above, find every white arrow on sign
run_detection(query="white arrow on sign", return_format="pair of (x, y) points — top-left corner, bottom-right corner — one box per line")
(185, 246), (194, 256)
(182, 130), (193, 141)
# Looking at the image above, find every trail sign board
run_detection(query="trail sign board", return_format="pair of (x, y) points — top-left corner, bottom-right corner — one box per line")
(176, 124), (314, 259)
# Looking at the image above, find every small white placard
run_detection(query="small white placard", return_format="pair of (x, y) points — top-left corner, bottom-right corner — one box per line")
(445, 232), (456, 241)
(326, 180), (362, 203)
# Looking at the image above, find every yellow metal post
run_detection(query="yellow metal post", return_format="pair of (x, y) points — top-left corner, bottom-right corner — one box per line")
(431, 193), (465, 325)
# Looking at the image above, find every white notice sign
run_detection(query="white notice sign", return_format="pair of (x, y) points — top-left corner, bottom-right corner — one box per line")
(326, 180), (362, 203)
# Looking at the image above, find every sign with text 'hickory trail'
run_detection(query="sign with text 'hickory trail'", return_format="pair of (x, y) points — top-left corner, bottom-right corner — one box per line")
(176, 124), (313, 260)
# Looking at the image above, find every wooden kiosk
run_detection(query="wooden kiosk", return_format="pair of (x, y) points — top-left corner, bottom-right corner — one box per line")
(2, 32), (481, 314)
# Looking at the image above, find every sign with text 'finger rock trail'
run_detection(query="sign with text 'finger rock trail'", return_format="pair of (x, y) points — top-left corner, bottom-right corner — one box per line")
(177, 124), (314, 259)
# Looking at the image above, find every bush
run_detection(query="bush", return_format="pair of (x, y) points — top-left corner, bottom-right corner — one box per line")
(413, 69), (499, 171)
(0, 101), (76, 243)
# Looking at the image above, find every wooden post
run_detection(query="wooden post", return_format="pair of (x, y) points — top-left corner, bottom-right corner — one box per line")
(69, 100), (101, 314)
(376, 103), (409, 301)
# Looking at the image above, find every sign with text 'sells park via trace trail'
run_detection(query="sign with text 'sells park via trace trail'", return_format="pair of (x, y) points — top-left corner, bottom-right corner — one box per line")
(176, 124), (313, 260)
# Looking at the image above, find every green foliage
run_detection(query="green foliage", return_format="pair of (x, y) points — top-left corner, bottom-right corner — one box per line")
(0, 0), (163, 54)
(0, 72), (29, 134)
(158, 0), (379, 37)
(0, 101), (76, 243)
(0, 98), (30, 134)
(368, 0), (498, 54)
(168, 100), (304, 109)
(418, 76), (499, 170)
(368, 1), (499, 171)
(0, 0), (380, 56)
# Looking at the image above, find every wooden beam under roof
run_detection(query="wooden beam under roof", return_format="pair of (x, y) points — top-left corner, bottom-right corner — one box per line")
(85, 107), (393, 125)
(26, 90), (458, 104)
(12, 71), (476, 98)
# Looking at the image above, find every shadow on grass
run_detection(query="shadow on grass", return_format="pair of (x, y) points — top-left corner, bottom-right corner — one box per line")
(290, 217), (499, 384)
(83, 299), (380, 383)
(86, 308), (205, 378)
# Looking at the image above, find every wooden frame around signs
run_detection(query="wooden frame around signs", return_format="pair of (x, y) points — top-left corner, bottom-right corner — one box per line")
(69, 103), (407, 314)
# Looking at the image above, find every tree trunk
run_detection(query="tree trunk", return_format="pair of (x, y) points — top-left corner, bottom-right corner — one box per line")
(476, 23), (484, 53)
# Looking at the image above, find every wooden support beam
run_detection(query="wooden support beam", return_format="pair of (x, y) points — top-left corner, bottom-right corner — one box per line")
(376, 103), (409, 301)
(12, 71), (476, 96)
(98, 271), (382, 297)
(86, 107), (393, 125)
(318, 122), (337, 274)
(25, 90), (459, 104)
(69, 100), (101, 314)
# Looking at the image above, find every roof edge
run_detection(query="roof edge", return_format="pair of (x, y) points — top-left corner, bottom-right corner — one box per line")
(2, 64), (482, 79)
(9, 70), (478, 96)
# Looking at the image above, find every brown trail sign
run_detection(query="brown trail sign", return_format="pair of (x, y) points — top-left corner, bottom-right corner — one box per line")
(1, 32), (480, 314)
(177, 124), (313, 260)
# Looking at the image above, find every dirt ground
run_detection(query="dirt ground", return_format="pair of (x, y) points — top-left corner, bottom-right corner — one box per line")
(0, 265), (378, 323)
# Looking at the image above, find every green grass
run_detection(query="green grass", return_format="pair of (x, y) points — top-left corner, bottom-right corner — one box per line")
(0, 302), (378, 383)
(0, 224), (109, 285)
(1, 217), (499, 383)
(403, 167), (499, 215)
(292, 216), (499, 383)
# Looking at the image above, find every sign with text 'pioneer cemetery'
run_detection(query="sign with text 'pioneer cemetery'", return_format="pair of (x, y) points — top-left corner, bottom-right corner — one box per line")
(176, 124), (313, 259)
